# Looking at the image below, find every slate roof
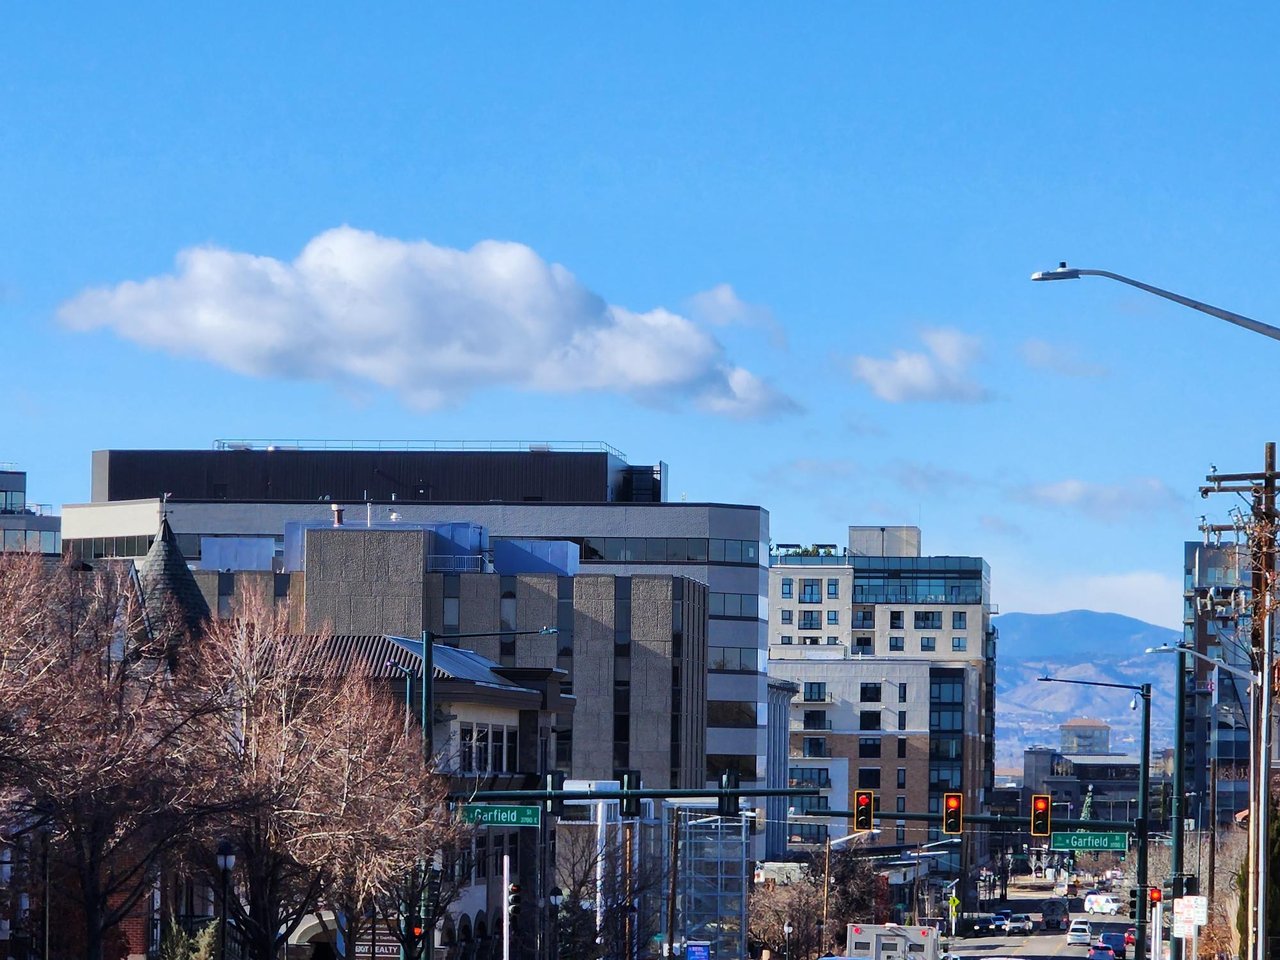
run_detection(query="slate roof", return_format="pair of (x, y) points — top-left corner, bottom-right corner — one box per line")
(317, 634), (536, 693)
(137, 516), (211, 641)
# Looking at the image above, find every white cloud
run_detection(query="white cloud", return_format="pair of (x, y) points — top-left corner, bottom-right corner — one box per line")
(1020, 338), (1108, 378)
(685, 283), (787, 348)
(849, 328), (989, 403)
(1012, 477), (1182, 521)
(59, 227), (797, 419)
(997, 569), (1183, 630)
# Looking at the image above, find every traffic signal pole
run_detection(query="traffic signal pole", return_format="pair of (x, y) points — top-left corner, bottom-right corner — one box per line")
(1135, 683), (1152, 960)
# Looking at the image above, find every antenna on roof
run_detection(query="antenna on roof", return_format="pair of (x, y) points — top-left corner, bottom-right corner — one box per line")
(162, 492), (172, 519)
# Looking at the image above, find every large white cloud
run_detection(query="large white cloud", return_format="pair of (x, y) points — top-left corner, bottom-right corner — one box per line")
(850, 328), (989, 403)
(59, 227), (797, 418)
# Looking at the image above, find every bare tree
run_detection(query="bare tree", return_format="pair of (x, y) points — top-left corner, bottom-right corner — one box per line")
(191, 590), (466, 960)
(748, 847), (879, 959)
(0, 555), (219, 960)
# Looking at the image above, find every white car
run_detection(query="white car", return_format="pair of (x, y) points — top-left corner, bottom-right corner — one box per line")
(1006, 914), (1035, 934)
(1068, 920), (1093, 946)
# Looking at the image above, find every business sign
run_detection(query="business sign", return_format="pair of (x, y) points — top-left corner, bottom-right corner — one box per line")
(685, 941), (711, 960)
(1049, 831), (1127, 851)
(462, 804), (541, 827)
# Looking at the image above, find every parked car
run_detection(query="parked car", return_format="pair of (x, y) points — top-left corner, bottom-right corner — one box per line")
(1098, 931), (1127, 959)
(1088, 947), (1117, 960)
(991, 909), (1013, 931)
(1006, 914), (1035, 934)
(1068, 920), (1093, 946)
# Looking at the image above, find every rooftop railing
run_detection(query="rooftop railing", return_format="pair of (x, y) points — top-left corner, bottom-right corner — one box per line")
(213, 438), (627, 457)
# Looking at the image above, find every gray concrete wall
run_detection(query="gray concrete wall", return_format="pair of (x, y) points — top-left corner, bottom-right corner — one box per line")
(303, 528), (426, 636)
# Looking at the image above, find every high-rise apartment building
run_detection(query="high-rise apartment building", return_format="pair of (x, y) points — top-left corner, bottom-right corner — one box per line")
(767, 526), (996, 896)
(1183, 538), (1254, 825)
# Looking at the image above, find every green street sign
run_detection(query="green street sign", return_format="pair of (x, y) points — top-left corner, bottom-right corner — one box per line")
(463, 804), (541, 828)
(1050, 831), (1128, 852)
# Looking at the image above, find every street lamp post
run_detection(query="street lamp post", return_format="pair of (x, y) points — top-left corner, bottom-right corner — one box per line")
(1039, 675), (1151, 960)
(215, 841), (236, 960)
(783, 921), (792, 960)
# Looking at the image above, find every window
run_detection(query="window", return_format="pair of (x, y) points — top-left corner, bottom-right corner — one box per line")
(898, 683), (908, 703)
(860, 682), (882, 703)
(800, 610), (822, 630)
(897, 737), (907, 758)
(896, 824), (906, 844)
(826, 636), (839, 645)
(827, 579), (839, 599)
(802, 710), (830, 731)
(952, 611), (967, 629)
(889, 636), (904, 652)
(952, 636), (967, 651)
(890, 610), (904, 629)
(803, 682), (827, 702)
(858, 768), (881, 789)
(853, 609), (875, 628)
(781, 578), (793, 599)
(896, 796), (906, 812)
(800, 579), (821, 603)
(898, 710), (907, 730)
(710, 592), (759, 618)
(779, 635), (793, 645)
(859, 711), (882, 731)
(475, 834), (488, 880)
(914, 611), (942, 629)
(793, 795), (830, 814)
(920, 636), (936, 652)
(826, 610), (839, 625)
(854, 636), (873, 654)
(802, 737), (828, 758)
(858, 737), (881, 758)
(789, 767), (832, 788)
(780, 609), (793, 624)
(707, 701), (757, 728)
(897, 768), (907, 789)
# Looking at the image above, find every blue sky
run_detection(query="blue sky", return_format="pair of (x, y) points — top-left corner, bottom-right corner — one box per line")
(5, 4), (1280, 628)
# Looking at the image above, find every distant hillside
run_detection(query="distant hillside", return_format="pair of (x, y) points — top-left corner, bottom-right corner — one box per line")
(992, 611), (1180, 770)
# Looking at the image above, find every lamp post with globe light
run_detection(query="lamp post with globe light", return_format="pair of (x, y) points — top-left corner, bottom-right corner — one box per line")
(216, 841), (236, 960)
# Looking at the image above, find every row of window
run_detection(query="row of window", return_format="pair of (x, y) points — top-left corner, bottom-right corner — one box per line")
(708, 645), (763, 673)
(472, 831), (520, 883)
(0, 491), (27, 512)
(709, 592), (761, 619)
(779, 609), (841, 627)
(2, 529), (61, 555)
(801, 681), (909, 704)
(457, 723), (520, 775)
(800, 736), (910, 759)
(577, 536), (761, 565)
(778, 634), (967, 653)
(780, 578), (841, 601)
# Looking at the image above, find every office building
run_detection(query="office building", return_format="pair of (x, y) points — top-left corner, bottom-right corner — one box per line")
(767, 526), (997, 896)
(0, 465), (60, 555)
(63, 441), (784, 852)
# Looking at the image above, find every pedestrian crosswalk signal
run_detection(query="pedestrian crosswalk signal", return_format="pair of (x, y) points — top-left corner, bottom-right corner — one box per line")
(1030, 794), (1051, 836)
(853, 789), (875, 831)
(942, 793), (963, 834)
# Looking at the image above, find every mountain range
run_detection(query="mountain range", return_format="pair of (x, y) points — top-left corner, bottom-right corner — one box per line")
(992, 610), (1181, 770)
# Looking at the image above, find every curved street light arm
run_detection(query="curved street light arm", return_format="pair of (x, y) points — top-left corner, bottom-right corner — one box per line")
(1032, 263), (1280, 342)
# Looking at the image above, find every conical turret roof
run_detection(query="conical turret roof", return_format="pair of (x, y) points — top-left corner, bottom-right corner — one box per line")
(138, 516), (211, 643)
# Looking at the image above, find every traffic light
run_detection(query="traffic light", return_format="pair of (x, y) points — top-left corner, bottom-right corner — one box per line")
(618, 769), (641, 818)
(407, 915), (424, 940)
(1127, 888), (1140, 920)
(853, 789), (875, 831)
(1148, 886), (1162, 911)
(942, 792), (963, 835)
(1030, 794), (1051, 836)
(546, 770), (566, 818)
(717, 769), (740, 817)
(507, 882), (523, 917)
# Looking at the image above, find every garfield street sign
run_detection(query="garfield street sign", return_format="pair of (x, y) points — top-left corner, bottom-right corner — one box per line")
(1050, 831), (1127, 851)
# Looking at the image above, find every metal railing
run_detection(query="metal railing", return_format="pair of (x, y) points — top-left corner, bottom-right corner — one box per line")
(214, 438), (627, 457)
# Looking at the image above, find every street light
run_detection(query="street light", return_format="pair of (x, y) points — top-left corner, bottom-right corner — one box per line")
(1029, 262), (1280, 342)
(783, 921), (793, 960)
(215, 840), (236, 960)
(1039, 674), (1152, 960)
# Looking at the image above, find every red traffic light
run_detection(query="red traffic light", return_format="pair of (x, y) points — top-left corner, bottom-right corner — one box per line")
(1033, 797), (1048, 812)
(857, 793), (870, 807)
(946, 795), (960, 810)
(1149, 887), (1162, 903)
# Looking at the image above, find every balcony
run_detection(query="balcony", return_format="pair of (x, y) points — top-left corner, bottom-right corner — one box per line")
(801, 692), (835, 704)
(791, 719), (833, 731)
(789, 775), (832, 789)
